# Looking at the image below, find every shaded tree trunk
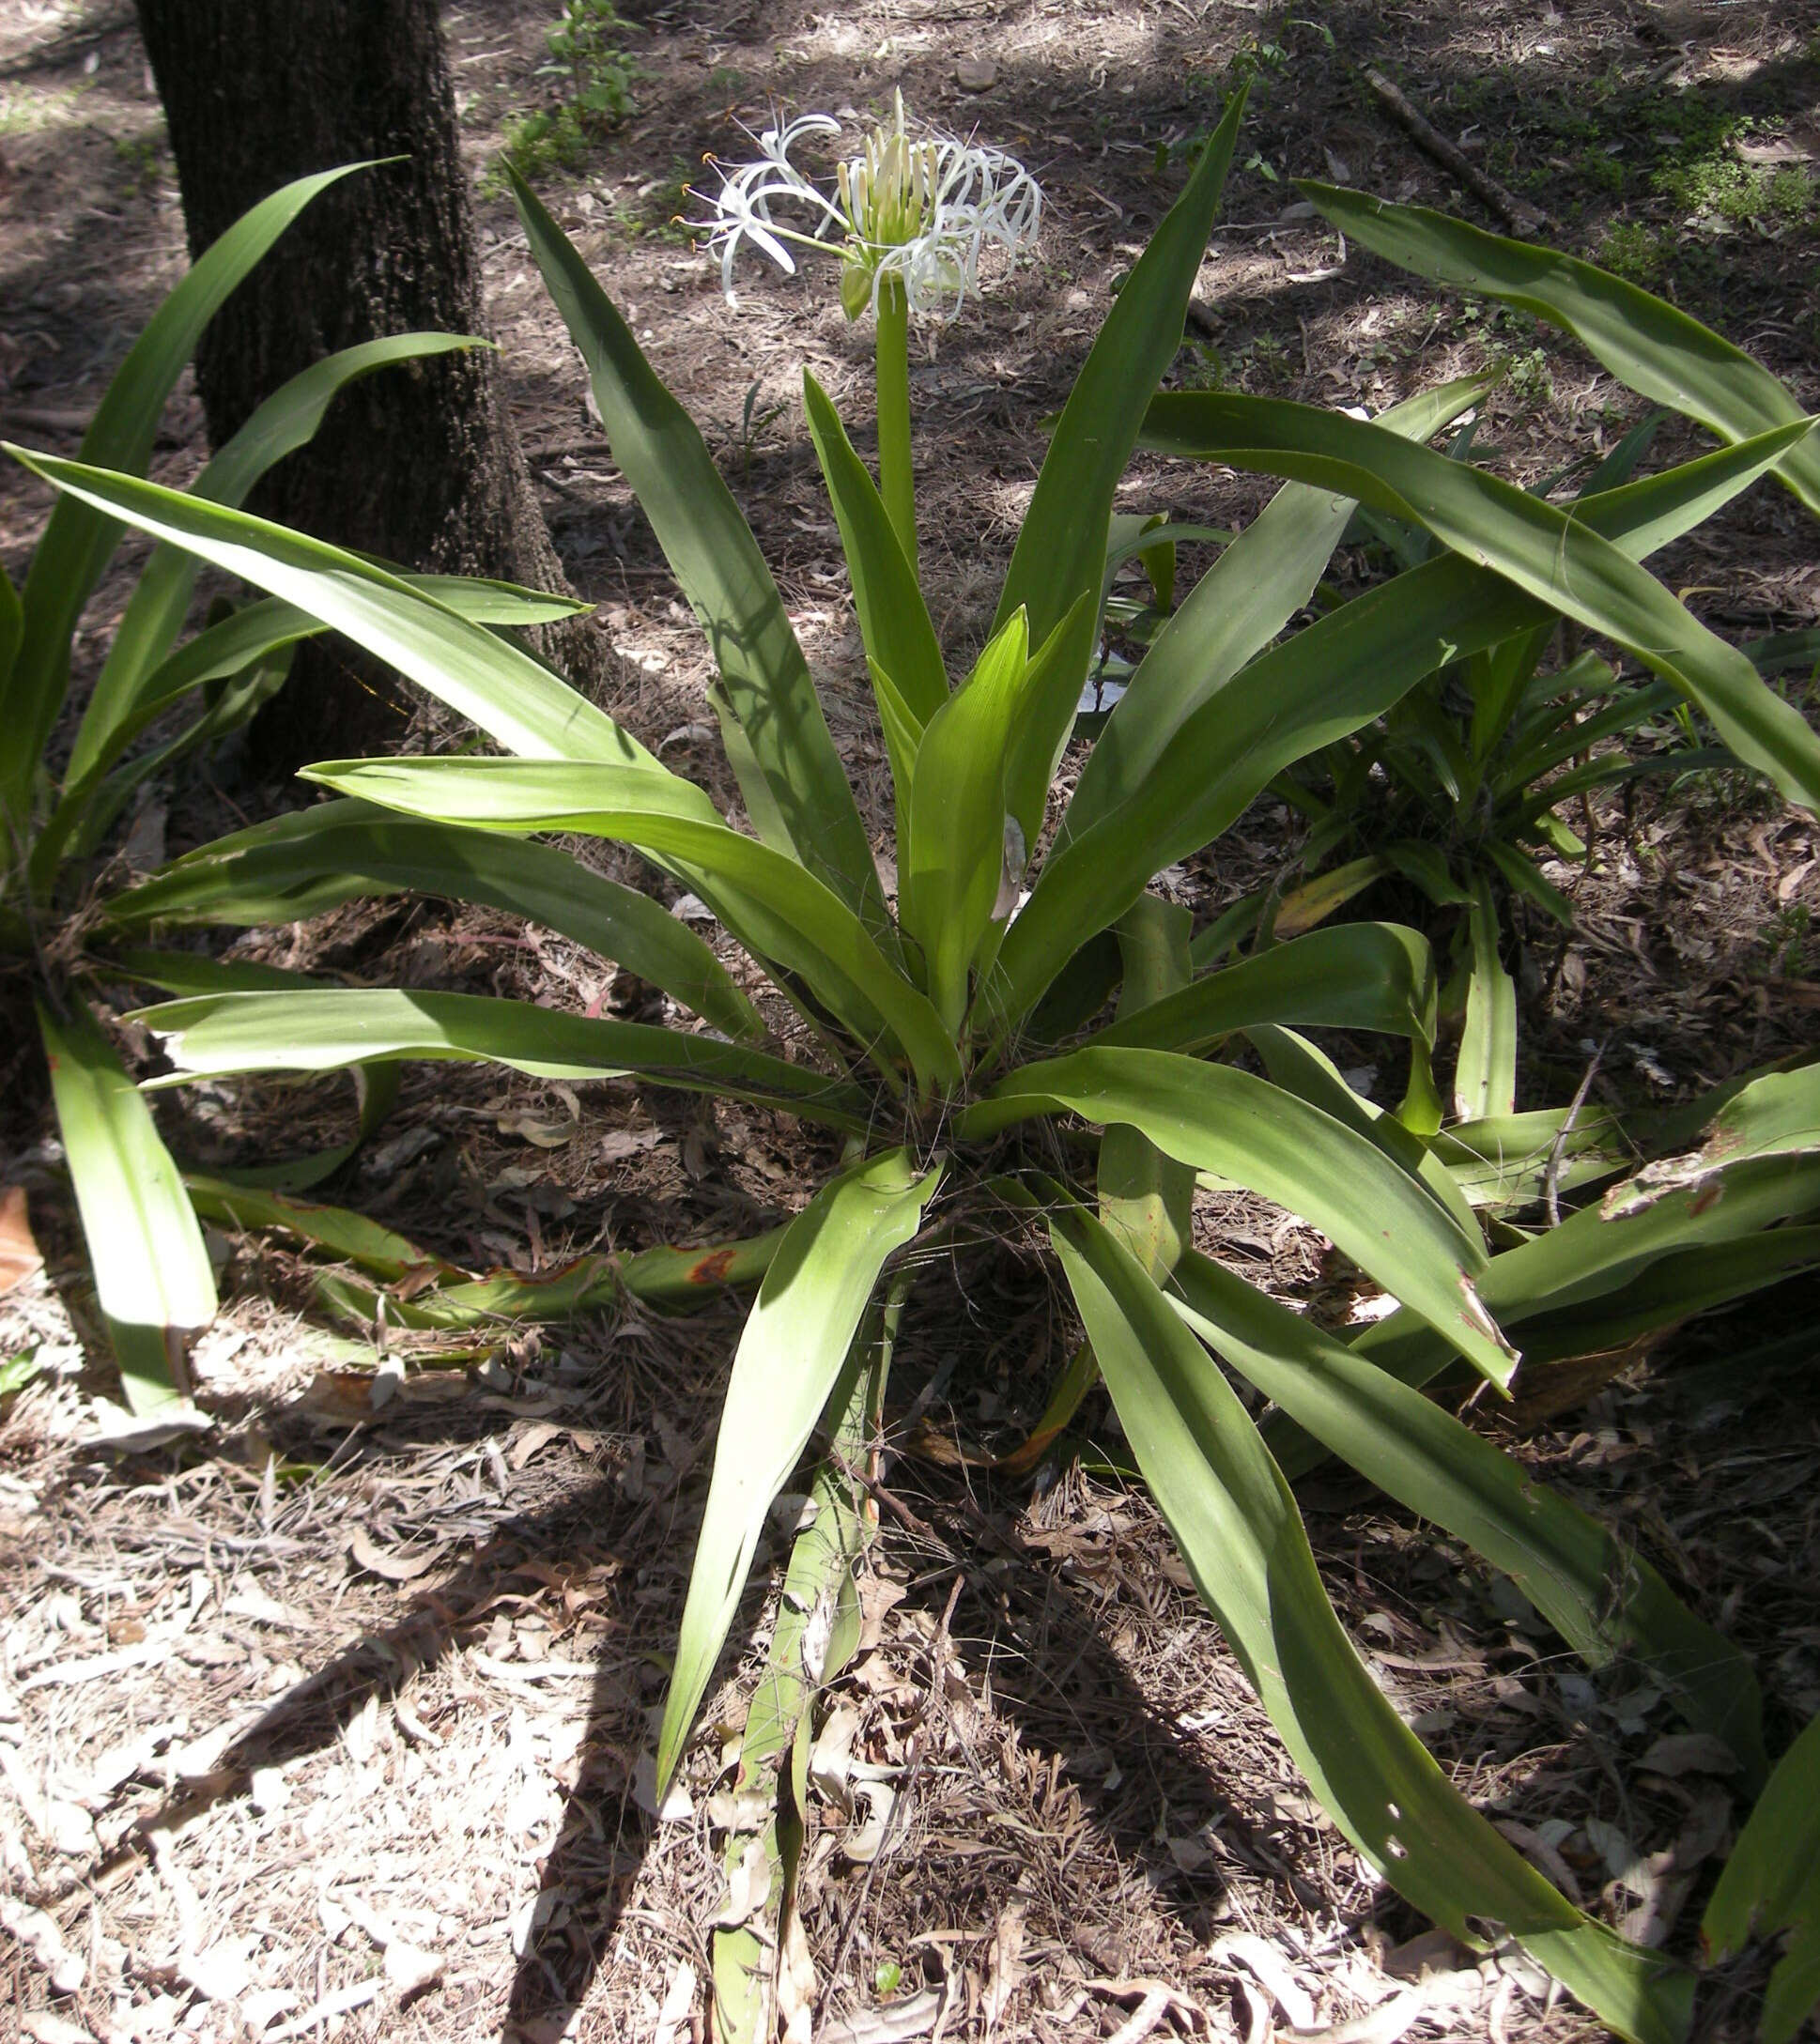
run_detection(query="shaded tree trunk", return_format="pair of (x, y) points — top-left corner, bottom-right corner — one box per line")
(132, 0), (610, 773)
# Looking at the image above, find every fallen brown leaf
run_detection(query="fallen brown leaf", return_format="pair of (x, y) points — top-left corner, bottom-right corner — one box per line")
(0, 1184), (44, 1297)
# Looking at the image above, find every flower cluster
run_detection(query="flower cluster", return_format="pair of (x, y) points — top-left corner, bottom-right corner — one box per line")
(696, 91), (1041, 321)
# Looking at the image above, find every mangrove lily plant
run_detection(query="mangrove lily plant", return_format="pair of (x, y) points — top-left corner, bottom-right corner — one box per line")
(0, 164), (589, 1411)
(10, 94), (1820, 2044)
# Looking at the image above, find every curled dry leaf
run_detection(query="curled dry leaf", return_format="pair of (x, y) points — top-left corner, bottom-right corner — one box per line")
(0, 1185), (44, 1296)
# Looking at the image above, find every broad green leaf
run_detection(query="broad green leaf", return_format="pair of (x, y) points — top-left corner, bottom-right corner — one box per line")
(70, 333), (483, 783)
(1098, 898), (1196, 1279)
(297, 756), (961, 1089)
(1269, 1160), (1820, 1476)
(317, 1229), (784, 1331)
(1168, 1246), (1766, 1785)
(0, 563), (20, 695)
(102, 949), (332, 997)
(959, 1045), (1515, 1384)
(2, 164), (364, 821)
(1067, 371), (1498, 838)
(1246, 1024), (1477, 1244)
(1456, 880), (1517, 1120)
(1434, 1107), (1629, 1211)
(1269, 854), (1394, 940)
(1303, 184), (1820, 517)
(5, 450), (645, 769)
(184, 1176), (448, 1284)
(802, 372), (947, 723)
(657, 1150), (941, 1790)
(1603, 1063), (1820, 1219)
(1507, 1228), (1820, 1372)
(1093, 922), (1436, 1057)
(505, 165), (886, 931)
(1132, 395), (1820, 814)
(864, 654), (927, 854)
(992, 90), (1246, 685)
(110, 798), (765, 1045)
(902, 608), (1031, 1031)
(133, 987), (875, 1133)
(1704, 1711), (1820, 2044)
(1045, 1197), (1694, 2044)
(37, 994), (216, 1411)
(995, 553), (1548, 1027)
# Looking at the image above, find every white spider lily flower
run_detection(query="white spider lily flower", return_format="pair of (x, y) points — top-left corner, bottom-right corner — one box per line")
(696, 91), (1041, 322)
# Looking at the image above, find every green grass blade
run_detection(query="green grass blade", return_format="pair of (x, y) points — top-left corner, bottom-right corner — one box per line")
(960, 1045), (1515, 1385)
(991, 91), (1246, 677)
(1045, 1199), (1694, 2044)
(656, 1150), (941, 1790)
(1132, 395), (1820, 813)
(133, 987), (875, 1133)
(2, 164), (366, 822)
(1302, 183), (1820, 517)
(110, 799), (765, 1045)
(802, 371), (947, 723)
(5, 450), (646, 768)
(1092, 922), (1436, 1057)
(1704, 1711), (1820, 2044)
(37, 994), (216, 1411)
(505, 164), (885, 929)
(69, 333), (483, 784)
(1168, 1245), (1766, 1783)
(1066, 371), (1497, 838)
(301, 755), (960, 1089)
(183, 1176), (448, 1284)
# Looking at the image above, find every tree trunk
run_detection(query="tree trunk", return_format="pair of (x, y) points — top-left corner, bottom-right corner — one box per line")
(132, 0), (612, 774)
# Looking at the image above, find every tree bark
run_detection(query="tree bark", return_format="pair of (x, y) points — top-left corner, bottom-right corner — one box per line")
(132, 0), (611, 773)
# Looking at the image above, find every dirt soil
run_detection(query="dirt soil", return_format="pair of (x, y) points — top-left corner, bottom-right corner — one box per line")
(3, 2), (1820, 2041)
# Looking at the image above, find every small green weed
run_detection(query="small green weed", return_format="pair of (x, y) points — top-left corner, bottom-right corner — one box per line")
(1596, 219), (1665, 284)
(1759, 902), (1814, 977)
(1504, 346), (1553, 407)
(498, 0), (635, 185)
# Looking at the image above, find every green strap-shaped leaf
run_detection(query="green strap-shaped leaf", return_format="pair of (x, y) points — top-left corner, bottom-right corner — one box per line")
(37, 994), (217, 1412)
(5, 450), (646, 769)
(995, 553), (1546, 1028)
(1098, 898), (1196, 1280)
(133, 986), (875, 1133)
(1456, 879), (1518, 1120)
(1066, 371), (1497, 839)
(1167, 1245), (1766, 1784)
(902, 608), (1032, 1033)
(1133, 395), (1820, 814)
(1092, 922), (1436, 1057)
(1603, 1063), (1820, 1219)
(1704, 1710), (1820, 2044)
(1433, 1106), (1629, 1212)
(1246, 1024), (1475, 1243)
(992, 90), (1247, 683)
(1302, 183), (1820, 518)
(109, 798), (765, 1045)
(959, 1044), (1515, 1385)
(802, 372), (947, 724)
(504, 165), (886, 932)
(69, 332), (483, 784)
(1044, 1197), (1694, 2044)
(183, 1176), (448, 1284)
(1268, 1161), (1820, 1479)
(2, 164), (366, 821)
(656, 1150), (941, 1790)
(299, 756), (960, 1089)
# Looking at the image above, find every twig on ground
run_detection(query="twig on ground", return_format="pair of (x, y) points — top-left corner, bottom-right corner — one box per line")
(1544, 1042), (1604, 1228)
(1363, 68), (1549, 237)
